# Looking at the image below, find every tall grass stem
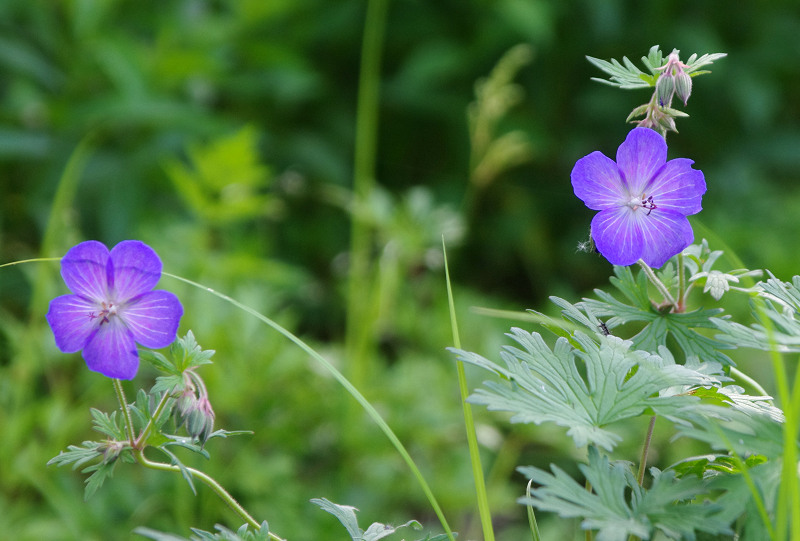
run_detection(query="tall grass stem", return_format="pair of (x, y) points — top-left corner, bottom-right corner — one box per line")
(443, 240), (495, 541)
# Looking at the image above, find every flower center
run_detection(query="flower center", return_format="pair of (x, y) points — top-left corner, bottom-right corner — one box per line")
(89, 301), (118, 326)
(627, 194), (657, 216)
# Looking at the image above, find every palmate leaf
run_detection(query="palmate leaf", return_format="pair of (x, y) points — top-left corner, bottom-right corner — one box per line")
(713, 274), (800, 352)
(518, 447), (732, 541)
(451, 329), (713, 451)
(581, 266), (734, 366)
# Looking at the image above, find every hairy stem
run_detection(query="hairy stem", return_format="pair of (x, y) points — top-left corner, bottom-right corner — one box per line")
(676, 253), (686, 312)
(113, 379), (136, 444)
(636, 416), (657, 486)
(637, 260), (676, 307)
(135, 450), (281, 539)
(134, 391), (172, 449)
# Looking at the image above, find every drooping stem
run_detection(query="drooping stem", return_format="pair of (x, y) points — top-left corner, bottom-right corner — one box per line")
(112, 378), (136, 444)
(636, 260), (676, 307)
(636, 415), (657, 486)
(135, 450), (281, 540)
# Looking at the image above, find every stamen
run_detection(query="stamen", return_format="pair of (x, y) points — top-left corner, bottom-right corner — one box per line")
(88, 302), (118, 326)
(641, 195), (657, 215)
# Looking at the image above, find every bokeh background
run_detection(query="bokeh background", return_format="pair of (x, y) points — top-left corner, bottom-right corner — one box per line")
(1, 0), (799, 539)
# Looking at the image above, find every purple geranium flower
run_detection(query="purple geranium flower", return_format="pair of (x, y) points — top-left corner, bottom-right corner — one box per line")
(571, 127), (706, 268)
(46, 240), (183, 380)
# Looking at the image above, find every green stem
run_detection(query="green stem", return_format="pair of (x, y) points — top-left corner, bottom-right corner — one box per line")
(636, 416), (656, 486)
(636, 260), (676, 307)
(676, 253), (686, 311)
(135, 450), (280, 540)
(345, 0), (390, 392)
(443, 240), (495, 541)
(729, 366), (770, 398)
(113, 379), (136, 444)
(134, 391), (172, 449)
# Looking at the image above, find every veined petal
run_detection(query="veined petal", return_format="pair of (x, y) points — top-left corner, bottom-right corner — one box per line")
(646, 158), (706, 215)
(571, 151), (627, 210)
(616, 128), (667, 195)
(46, 294), (98, 353)
(122, 290), (183, 348)
(82, 319), (140, 380)
(637, 210), (695, 268)
(109, 241), (163, 301)
(591, 207), (644, 266)
(61, 241), (110, 301)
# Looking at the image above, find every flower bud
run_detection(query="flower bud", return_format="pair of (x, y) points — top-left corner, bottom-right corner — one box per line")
(674, 70), (693, 106)
(185, 396), (215, 445)
(655, 73), (675, 107)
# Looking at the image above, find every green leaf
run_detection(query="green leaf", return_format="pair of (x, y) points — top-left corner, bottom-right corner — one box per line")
(518, 446), (732, 541)
(311, 498), (362, 539)
(675, 405), (785, 459)
(581, 266), (734, 366)
(171, 331), (216, 372)
(714, 274), (800, 352)
(47, 441), (103, 470)
(139, 349), (176, 374)
(586, 46), (725, 89)
(152, 374), (185, 394)
(90, 408), (126, 440)
(451, 329), (712, 451)
(310, 498), (423, 541)
(82, 460), (118, 500)
(157, 446), (198, 494)
(134, 521), (271, 541)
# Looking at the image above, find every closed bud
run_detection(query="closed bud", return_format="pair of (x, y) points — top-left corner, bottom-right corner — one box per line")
(185, 396), (215, 445)
(655, 73), (675, 107)
(674, 70), (693, 106)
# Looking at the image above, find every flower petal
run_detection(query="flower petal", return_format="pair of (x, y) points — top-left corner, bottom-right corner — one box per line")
(646, 158), (706, 215)
(109, 241), (163, 301)
(591, 207), (644, 266)
(571, 151), (627, 210)
(82, 319), (140, 379)
(60, 241), (110, 301)
(122, 290), (183, 348)
(46, 294), (98, 353)
(616, 128), (667, 195)
(636, 210), (695, 268)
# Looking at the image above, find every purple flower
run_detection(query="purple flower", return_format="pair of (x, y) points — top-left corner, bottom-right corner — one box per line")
(46, 240), (183, 380)
(571, 127), (706, 268)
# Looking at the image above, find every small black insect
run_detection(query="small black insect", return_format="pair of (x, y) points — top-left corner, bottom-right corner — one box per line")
(598, 321), (610, 336)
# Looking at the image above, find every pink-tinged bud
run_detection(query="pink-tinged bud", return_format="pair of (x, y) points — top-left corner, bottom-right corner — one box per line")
(674, 70), (693, 106)
(185, 396), (215, 444)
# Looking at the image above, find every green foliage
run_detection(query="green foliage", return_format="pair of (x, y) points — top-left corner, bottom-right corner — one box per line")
(310, 498), (447, 541)
(47, 332), (249, 500)
(713, 274), (800, 352)
(451, 327), (711, 451)
(519, 447), (732, 541)
(164, 126), (281, 225)
(587, 45), (727, 90)
(581, 265), (735, 366)
(134, 522), (271, 541)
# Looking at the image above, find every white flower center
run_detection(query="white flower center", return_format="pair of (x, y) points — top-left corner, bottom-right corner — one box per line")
(90, 301), (119, 326)
(627, 194), (657, 215)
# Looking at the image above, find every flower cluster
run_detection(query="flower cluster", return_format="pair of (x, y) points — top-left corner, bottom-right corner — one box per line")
(571, 127), (706, 268)
(46, 240), (183, 379)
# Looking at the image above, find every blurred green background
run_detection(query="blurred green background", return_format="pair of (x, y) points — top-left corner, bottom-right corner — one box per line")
(1, 0), (799, 539)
